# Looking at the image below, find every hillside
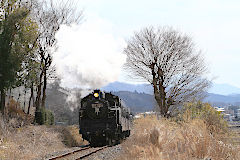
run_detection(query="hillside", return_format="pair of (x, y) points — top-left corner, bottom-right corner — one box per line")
(103, 81), (240, 107)
(204, 93), (240, 105)
(113, 91), (155, 113)
(103, 81), (240, 95)
(102, 81), (153, 94)
(45, 83), (79, 124)
(113, 91), (240, 112)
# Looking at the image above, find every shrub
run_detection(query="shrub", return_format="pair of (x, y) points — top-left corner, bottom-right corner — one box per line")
(5, 98), (34, 127)
(7, 98), (25, 118)
(175, 101), (228, 135)
(35, 108), (54, 125)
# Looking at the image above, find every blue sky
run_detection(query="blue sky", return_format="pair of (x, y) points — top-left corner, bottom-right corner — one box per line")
(57, 0), (240, 88)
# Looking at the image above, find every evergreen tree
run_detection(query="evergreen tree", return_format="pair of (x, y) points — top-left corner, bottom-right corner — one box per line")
(0, 0), (38, 113)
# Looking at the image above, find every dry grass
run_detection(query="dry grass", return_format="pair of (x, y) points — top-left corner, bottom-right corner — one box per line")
(0, 98), (86, 159)
(5, 98), (34, 128)
(0, 98), (87, 159)
(177, 102), (229, 136)
(0, 123), (87, 160)
(1, 125), (65, 159)
(224, 127), (240, 146)
(0, 114), (9, 151)
(55, 125), (88, 147)
(119, 116), (240, 160)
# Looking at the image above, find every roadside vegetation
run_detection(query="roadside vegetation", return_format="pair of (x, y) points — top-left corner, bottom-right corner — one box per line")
(175, 102), (229, 136)
(0, 99), (87, 160)
(0, 114), (87, 159)
(120, 102), (240, 160)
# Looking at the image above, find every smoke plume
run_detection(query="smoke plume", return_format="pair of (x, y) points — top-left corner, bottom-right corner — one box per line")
(53, 16), (126, 89)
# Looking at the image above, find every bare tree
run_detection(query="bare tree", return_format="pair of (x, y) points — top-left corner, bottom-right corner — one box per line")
(124, 27), (211, 117)
(31, 0), (83, 111)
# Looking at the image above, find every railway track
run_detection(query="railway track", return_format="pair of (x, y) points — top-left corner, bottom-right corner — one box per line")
(48, 146), (108, 160)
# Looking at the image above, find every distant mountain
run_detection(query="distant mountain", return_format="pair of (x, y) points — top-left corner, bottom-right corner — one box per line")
(113, 91), (155, 113)
(113, 91), (240, 113)
(102, 81), (153, 94)
(208, 83), (240, 95)
(204, 93), (240, 106)
(228, 94), (240, 98)
(103, 81), (240, 96)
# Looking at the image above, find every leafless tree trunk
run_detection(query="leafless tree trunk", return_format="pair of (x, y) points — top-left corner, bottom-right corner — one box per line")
(124, 26), (211, 117)
(17, 92), (21, 104)
(23, 89), (27, 111)
(31, 0), (83, 110)
(41, 51), (52, 108)
(35, 65), (43, 111)
(0, 90), (5, 113)
(27, 83), (34, 114)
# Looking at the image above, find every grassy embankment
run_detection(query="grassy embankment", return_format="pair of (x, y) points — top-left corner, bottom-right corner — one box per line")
(0, 100), (87, 160)
(120, 102), (240, 160)
(0, 118), (87, 160)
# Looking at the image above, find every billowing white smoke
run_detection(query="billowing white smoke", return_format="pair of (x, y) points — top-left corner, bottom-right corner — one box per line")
(53, 16), (126, 89)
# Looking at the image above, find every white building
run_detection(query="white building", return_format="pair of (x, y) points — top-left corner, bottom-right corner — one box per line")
(214, 107), (225, 113)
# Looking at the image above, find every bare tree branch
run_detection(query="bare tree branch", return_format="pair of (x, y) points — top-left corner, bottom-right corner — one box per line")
(30, 0), (83, 110)
(124, 26), (211, 117)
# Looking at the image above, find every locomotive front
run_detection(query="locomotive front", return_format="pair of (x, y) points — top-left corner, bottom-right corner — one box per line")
(79, 90), (117, 146)
(82, 91), (109, 120)
(79, 89), (131, 146)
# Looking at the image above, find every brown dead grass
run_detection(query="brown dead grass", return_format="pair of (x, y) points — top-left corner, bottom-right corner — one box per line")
(0, 123), (87, 160)
(0, 98), (87, 159)
(55, 125), (88, 147)
(120, 116), (240, 160)
(5, 98), (34, 128)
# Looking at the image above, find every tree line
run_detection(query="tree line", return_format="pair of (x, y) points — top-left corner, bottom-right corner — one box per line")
(0, 0), (82, 118)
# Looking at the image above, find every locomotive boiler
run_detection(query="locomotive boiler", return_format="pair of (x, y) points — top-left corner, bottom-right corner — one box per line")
(79, 89), (131, 146)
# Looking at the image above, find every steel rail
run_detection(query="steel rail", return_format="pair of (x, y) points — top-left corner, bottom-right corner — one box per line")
(48, 146), (91, 160)
(76, 146), (108, 160)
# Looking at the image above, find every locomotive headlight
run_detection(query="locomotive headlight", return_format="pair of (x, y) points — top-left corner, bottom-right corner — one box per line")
(94, 92), (99, 98)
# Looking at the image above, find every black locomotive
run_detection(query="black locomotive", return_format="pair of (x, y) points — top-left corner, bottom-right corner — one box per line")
(79, 89), (131, 146)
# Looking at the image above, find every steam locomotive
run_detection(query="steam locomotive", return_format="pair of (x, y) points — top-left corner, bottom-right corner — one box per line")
(79, 89), (132, 146)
